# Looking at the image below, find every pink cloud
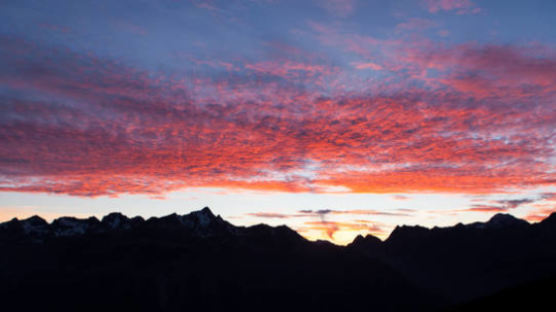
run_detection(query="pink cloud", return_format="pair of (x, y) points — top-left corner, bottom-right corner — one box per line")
(351, 62), (383, 70)
(0, 37), (555, 197)
(190, 0), (219, 11)
(423, 0), (480, 14)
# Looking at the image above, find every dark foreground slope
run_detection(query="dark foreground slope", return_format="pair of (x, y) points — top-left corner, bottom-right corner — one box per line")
(348, 213), (556, 305)
(0, 208), (436, 312)
(447, 276), (556, 311)
(1, 208), (555, 311)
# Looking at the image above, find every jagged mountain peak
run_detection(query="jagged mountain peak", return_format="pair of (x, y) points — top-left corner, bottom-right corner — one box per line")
(486, 213), (529, 228)
(349, 234), (382, 246)
(199, 206), (214, 216)
(147, 208), (225, 232)
(384, 213), (531, 239)
(102, 212), (127, 220)
(2, 209), (556, 311)
(242, 223), (306, 246)
(20, 215), (49, 235)
(21, 215), (48, 224)
(185, 206), (217, 227)
(101, 212), (130, 229)
(541, 212), (556, 225)
(51, 216), (99, 236)
(0, 208), (231, 241)
(385, 224), (430, 243)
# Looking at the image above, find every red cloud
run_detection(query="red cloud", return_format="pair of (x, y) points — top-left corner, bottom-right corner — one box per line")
(0, 36), (555, 196)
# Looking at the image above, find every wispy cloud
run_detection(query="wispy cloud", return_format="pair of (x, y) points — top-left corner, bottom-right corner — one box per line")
(462, 196), (546, 214)
(317, 0), (357, 17)
(246, 212), (292, 219)
(298, 209), (412, 217)
(524, 193), (556, 222)
(423, 0), (480, 14)
(298, 219), (384, 240)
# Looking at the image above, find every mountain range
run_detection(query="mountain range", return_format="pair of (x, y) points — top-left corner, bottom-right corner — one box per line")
(1, 208), (555, 311)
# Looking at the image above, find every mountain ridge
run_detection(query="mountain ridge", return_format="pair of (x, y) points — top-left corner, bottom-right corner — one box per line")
(2, 208), (553, 245)
(1, 208), (555, 311)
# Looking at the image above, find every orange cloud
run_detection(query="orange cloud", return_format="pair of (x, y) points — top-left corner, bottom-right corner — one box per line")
(299, 219), (384, 241)
(525, 206), (556, 222)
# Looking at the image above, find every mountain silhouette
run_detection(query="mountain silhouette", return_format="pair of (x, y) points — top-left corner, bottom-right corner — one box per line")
(1, 208), (555, 311)
(348, 212), (556, 306)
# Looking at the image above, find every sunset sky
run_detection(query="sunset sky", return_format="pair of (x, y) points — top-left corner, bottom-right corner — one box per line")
(0, 0), (555, 244)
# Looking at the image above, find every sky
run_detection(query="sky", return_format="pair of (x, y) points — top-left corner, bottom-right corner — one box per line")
(0, 0), (555, 244)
